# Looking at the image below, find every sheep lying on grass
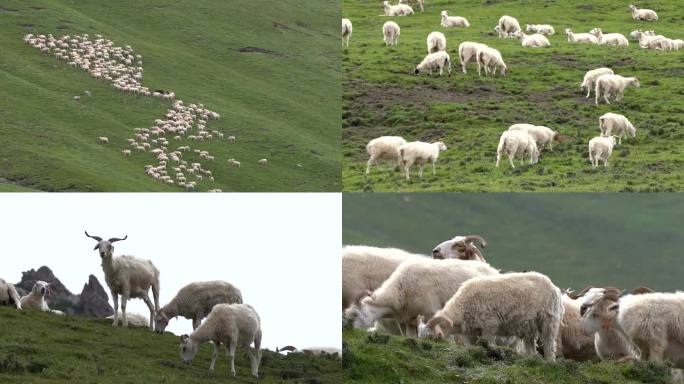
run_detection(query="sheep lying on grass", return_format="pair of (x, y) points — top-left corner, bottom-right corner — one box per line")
(514, 31), (550, 48)
(590, 28), (628, 46)
(440, 11), (469, 28)
(565, 29), (599, 44)
(526, 24), (555, 35)
(629, 5), (658, 21)
(382, 1), (413, 16)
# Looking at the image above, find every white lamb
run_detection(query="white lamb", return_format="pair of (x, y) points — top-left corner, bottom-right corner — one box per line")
(514, 31), (550, 48)
(594, 74), (640, 105)
(440, 11), (469, 28)
(342, 18), (352, 47)
(496, 130), (539, 168)
(155, 280), (243, 333)
(398, 0), (423, 12)
(599, 112), (636, 145)
(476, 46), (507, 76)
(565, 29), (599, 44)
(414, 51), (451, 77)
(508, 124), (565, 151)
(495, 15), (521, 38)
(180, 303), (262, 378)
(426, 31), (446, 53)
(382, 21), (400, 46)
(397, 141), (447, 180)
(0, 278), (21, 309)
(458, 41), (488, 74)
(383, 1), (413, 16)
(588, 136), (617, 168)
(580, 67), (614, 98)
(590, 28), (629, 46)
(629, 5), (658, 21)
(366, 136), (407, 175)
(526, 24), (555, 35)
(19, 281), (51, 311)
(85, 232), (160, 330)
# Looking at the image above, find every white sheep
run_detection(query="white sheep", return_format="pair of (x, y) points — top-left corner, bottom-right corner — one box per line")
(594, 74), (640, 105)
(458, 41), (488, 74)
(565, 29), (599, 44)
(580, 67), (614, 98)
(508, 123), (565, 151)
(599, 112), (636, 145)
(398, 0), (423, 12)
(382, 1), (413, 16)
(629, 5), (658, 21)
(180, 303), (262, 377)
(257, 158), (268, 166)
(426, 31), (446, 53)
(588, 136), (617, 168)
(554, 289), (600, 361)
(496, 130), (539, 168)
(342, 18), (352, 47)
(514, 31), (551, 47)
(382, 21), (400, 46)
(107, 311), (149, 327)
(155, 280), (243, 333)
(430, 235), (487, 261)
(476, 46), (507, 76)
(121, 149), (132, 156)
(495, 15), (521, 38)
(398, 141), (447, 180)
(345, 258), (499, 336)
(526, 24), (555, 35)
(85, 231), (160, 330)
(440, 11), (469, 28)
(277, 345), (342, 359)
(20, 281), (51, 311)
(227, 136), (236, 143)
(414, 51), (451, 77)
(421, 272), (563, 361)
(635, 30), (673, 50)
(589, 28), (629, 46)
(98, 136), (109, 144)
(0, 278), (22, 309)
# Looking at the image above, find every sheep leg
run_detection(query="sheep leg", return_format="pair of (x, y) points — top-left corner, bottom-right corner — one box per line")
(432, 161), (436, 176)
(192, 317), (201, 330)
(110, 290), (119, 326)
(252, 329), (262, 378)
(141, 293), (155, 331)
(418, 165), (423, 179)
(228, 341), (237, 377)
(586, 84), (591, 98)
(496, 152), (501, 167)
(209, 341), (218, 372)
(404, 166), (410, 180)
(603, 91), (611, 105)
(508, 152), (515, 168)
(120, 291), (129, 327)
(152, 282), (160, 313)
(366, 158), (373, 174)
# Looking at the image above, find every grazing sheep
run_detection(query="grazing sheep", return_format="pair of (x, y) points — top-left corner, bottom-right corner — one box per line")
(85, 231), (160, 330)
(458, 41), (488, 74)
(440, 11), (469, 28)
(121, 149), (132, 156)
(581, 67), (614, 98)
(594, 74), (640, 105)
(382, 1), (413, 16)
(365, 136), (407, 175)
(599, 112), (636, 145)
(180, 303), (262, 378)
(426, 31), (446, 53)
(590, 28), (629, 46)
(155, 281), (243, 333)
(382, 21), (400, 46)
(508, 124), (565, 151)
(98, 136), (109, 144)
(629, 5), (658, 21)
(581, 289), (684, 367)
(526, 24), (555, 35)
(345, 258), (499, 336)
(495, 15), (521, 38)
(565, 29), (599, 44)
(414, 51), (451, 77)
(476, 46), (507, 76)
(0, 278), (21, 309)
(73, 95), (81, 101)
(257, 158), (268, 166)
(107, 312), (149, 327)
(514, 31), (551, 47)
(398, 141), (447, 180)
(227, 136), (236, 144)
(228, 159), (241, 168)
(588, 136), (617, 168)
(20, 281), (51, 311)
(398, 0), (423, 12)
(342, 18), (352, 47)
(430, 235), (487, 261)
(496, 130), (539, 168)
(422, 272), (563, 361)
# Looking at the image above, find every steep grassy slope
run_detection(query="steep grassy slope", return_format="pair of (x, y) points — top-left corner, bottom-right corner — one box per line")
(343, 329), (673, 384)
(342, 0), (684, 191)
(343, 193), (684, 291)
(0, 307), (341, 383)
(0, 0), (340, 191)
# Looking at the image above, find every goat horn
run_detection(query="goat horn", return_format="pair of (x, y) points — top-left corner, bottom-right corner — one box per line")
(85, 231), (102, 241)
(463, 235), (486, 248)
(567, 285), (593, 299)
(108, 235), (128, 243)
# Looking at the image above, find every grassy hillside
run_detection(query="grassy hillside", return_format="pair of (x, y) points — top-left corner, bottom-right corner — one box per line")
(342, 0), (684, 192)
(0, 0), (340, 191)
(343, 193), (684, 292)
(343, 328), (673, 384)
(0, 307), (341, 383)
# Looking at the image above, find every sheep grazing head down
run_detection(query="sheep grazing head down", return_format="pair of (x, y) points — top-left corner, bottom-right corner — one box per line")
(579, 287), (622, 335)
(343, 291), (387, 329)
(179, 334), (199, 364)
(431, 235), (487, 261)
(85, 231), (127, 259)
(155, 311), (170, 334)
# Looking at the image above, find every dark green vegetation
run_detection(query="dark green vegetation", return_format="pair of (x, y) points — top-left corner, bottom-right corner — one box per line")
(0, 0), (340, 191)
(343, 328), (673, 384)
(342, 0), (684, 191)
(0, 307), (341, 383)
(343, 193), (684, 292)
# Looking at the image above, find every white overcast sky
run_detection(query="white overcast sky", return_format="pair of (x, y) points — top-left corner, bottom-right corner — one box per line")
(0, 193), (341, 350)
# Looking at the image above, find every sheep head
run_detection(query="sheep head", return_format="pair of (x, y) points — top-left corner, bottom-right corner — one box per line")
(579, 287), (622, 335)
(155, 310), (170, 334)
(32, 281), (50, 297)
(424, 315), (454, 339)
(432, 235), (487, 261)
(85, 231), (127, 258)
(179, 334), (199, 364)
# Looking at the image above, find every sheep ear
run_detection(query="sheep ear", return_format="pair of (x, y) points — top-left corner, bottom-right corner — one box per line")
(93, 244), (100, 250)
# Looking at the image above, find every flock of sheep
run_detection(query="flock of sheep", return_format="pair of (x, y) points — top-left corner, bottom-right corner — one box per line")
(342, 236), (684, 370)
(343, 3), (682, 179)
(23, 33), (269, 192)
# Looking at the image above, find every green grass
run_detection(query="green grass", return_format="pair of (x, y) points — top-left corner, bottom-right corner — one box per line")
(0, 307), (341, 383)
(342, 0), (684, 192)
(0, 0), (340, 191)
(343, 328), (674, 383)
